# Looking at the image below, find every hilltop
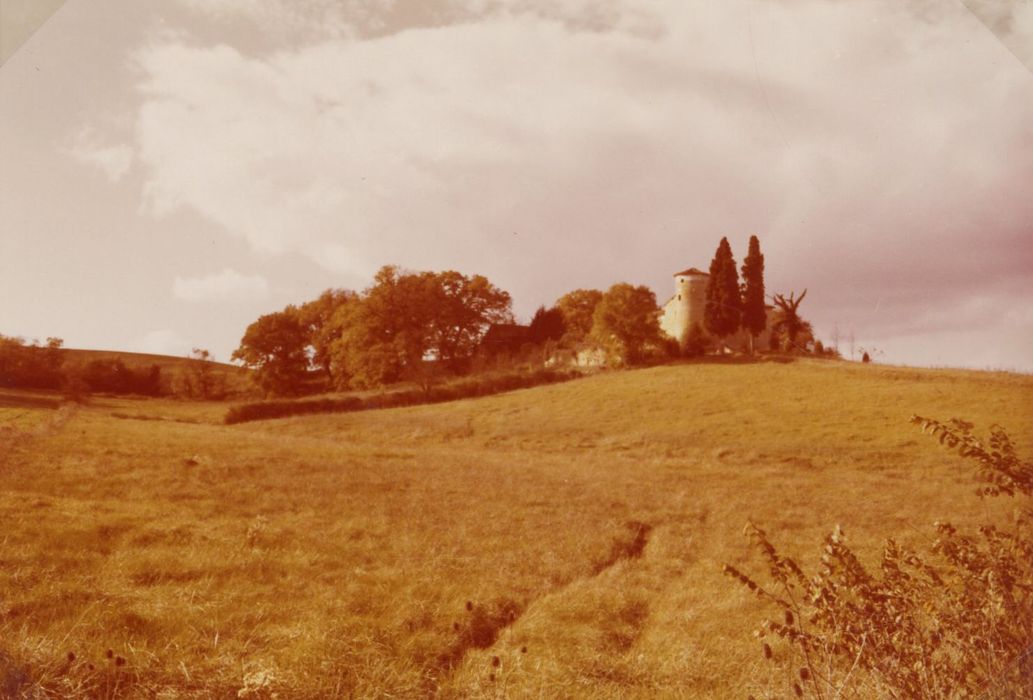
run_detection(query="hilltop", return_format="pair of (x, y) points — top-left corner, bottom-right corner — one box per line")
(56, 347), (242, 377)
(0, 345), (249, 397)
(0, 360), (1030, 697)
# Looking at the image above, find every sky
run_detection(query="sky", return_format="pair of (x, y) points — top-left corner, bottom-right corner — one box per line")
(1, 0), (1032, 371)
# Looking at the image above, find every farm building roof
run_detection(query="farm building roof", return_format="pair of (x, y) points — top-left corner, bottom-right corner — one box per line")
(673, 268), (708, 277)
(479, 323), (531, 355)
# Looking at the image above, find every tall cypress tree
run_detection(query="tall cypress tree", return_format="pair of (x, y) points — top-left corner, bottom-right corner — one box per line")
(740, 235), (766, 354)
(704, 237), (742, 340)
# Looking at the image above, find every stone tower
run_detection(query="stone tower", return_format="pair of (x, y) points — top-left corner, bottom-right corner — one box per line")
(659, 267), (709, 345)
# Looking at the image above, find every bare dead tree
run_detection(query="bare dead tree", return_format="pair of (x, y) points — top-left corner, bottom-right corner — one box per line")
(770, 289), (809, 352)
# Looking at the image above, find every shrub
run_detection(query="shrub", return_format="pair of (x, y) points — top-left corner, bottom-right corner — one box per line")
(724, 416), (1033, 699)
(660, 336), (681, 360)
(682, 323), (710, 358)
(75, 359), (163, 396)
(61, 375), (91, 404)
(0, 336), (64, 390)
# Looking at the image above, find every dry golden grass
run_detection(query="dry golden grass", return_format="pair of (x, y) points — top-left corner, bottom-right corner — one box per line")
(0, 359), (1030, 698)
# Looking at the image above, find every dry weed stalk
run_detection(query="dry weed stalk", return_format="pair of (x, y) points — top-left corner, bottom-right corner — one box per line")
(725, 416), (1033, 699)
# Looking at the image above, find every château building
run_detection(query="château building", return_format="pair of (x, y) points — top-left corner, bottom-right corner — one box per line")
(659, 267), (775, 351)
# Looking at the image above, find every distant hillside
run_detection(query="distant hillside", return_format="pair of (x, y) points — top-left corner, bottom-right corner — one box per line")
(57, 347), (240, 374)
(58, 347), (250, 394)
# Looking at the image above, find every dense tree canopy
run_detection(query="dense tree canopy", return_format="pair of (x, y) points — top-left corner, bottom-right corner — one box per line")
(0, 335), (65, 390)
(329, 268), (437, 388)
(233, 266), (512, 394)
(740, 235), (766, 353)
(704, 237), (742, 339)
(591, 283), (662, 365)
(528, 306), (566, 345)
(79, 358), (162, 396)
(555, 289), (603, 343)
(683, 323), (710, 358)
(184, 348), (220, 399)
(329, 266), (513, 389)
(295, 289), (357, 378)
(1, 335), (166, 396)
(428, 270), (513, 364)
(232, 310), (310, 395)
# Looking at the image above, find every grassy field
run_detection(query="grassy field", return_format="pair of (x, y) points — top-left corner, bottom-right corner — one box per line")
(0, 359), (1030, 698)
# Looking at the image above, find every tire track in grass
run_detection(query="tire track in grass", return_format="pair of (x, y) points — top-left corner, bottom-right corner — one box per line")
(432, 521), (653, 692)
(0, 403), (78, 466)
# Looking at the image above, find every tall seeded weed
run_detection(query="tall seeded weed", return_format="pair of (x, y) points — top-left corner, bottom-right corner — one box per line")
(725, 416), (1033, 699)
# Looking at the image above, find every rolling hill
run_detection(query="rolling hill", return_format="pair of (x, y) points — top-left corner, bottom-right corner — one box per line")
(57, 347), (241, 375)
(0, 359), (1030, 697)
(53, 347), (250, 395)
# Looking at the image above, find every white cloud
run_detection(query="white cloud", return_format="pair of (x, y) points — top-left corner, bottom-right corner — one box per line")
(131, 5), (812, 274)
(173, 268), (269, 302)
(68, 128), (133, 182)
(116, 0), (1033, 369)
(174, 0), (357, 41)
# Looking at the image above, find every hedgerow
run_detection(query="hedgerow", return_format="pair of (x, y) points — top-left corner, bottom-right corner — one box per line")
(224, 368), (581, 424)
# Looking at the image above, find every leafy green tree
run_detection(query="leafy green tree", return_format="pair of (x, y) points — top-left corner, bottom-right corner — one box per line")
(77, 358), (161, 396)
(0, 335), (22, 387)
(331, 267), (438, 388)
(82, 359), (127, 393)
(186, 348), (220, 399)
(295, 289), (357, 378)
(528, 306), (566, 345)
(740, 235), (766, 355)
(140, 365), (163, 396)
(591, 283), (662, 365)
(43, 337), (64, 371)
(327, 266), (512, 388)
(428, 270), (513, 366)
(0, 335), (65, 390)
(704, 237), (742, 341)
(232, 310), (309, 395)
(555, 289), (603, 343)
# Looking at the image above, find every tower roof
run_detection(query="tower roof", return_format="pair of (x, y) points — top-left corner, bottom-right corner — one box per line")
(673, 267), (708, 277)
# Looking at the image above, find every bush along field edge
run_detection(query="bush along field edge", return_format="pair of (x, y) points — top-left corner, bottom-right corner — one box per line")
(223, 368), (583, 424)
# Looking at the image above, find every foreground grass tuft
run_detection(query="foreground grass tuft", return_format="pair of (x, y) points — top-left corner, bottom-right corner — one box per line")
(726, 415), (1033, 698)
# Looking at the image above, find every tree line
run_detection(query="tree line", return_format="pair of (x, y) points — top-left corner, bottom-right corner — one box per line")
(232, 266), (515, 395)
(698, 234), (817, 355)
(231, 261), (683, 396)
(2, 238), (823, 399)
(233, 239), (827, 396)
(0, 336), (164, 397)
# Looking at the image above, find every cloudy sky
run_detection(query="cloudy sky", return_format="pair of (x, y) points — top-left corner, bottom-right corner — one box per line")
(2, 0), (1032, 370)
